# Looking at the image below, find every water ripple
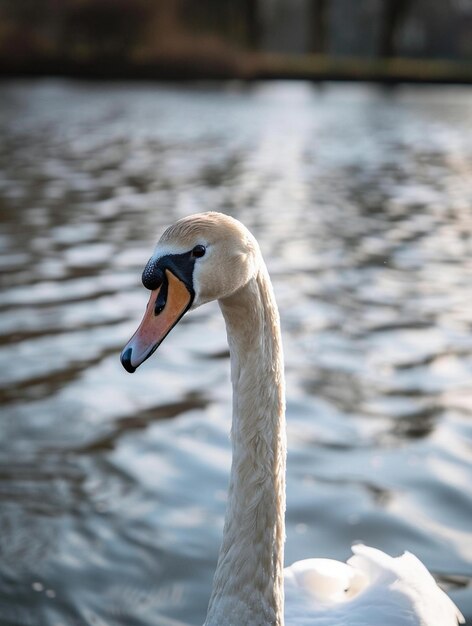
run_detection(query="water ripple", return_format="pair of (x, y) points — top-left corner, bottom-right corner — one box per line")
(0, 81), (471, 624)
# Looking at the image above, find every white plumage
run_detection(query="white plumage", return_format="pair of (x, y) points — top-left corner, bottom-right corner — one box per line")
(284, 544), (464, 625)
(121, 212), (465, 626)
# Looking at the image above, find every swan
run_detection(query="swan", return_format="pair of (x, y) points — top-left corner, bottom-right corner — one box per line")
(120, 211), (465, 626)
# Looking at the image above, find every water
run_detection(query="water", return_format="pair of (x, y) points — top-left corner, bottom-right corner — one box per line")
(0, 80), (471, 625)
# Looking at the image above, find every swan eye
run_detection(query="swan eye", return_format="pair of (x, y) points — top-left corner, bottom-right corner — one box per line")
(192, 245), (206, 258)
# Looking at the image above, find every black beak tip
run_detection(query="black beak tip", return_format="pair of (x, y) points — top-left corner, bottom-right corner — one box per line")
(121, 347), (136, 373)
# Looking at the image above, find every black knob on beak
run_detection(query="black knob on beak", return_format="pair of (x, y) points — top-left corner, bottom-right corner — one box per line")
(142, 260), (164, 291)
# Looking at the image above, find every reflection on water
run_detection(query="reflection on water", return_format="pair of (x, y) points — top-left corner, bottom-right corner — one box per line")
(0, 80), (472, 625)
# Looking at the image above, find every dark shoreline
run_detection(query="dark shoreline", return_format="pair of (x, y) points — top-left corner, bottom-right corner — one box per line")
(1, 54), (472, 85)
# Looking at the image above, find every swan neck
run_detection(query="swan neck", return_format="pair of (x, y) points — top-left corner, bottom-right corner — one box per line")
(206, 266), (286, 626)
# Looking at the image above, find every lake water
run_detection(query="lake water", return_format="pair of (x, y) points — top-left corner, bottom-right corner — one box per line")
(0, 80), (471, 625)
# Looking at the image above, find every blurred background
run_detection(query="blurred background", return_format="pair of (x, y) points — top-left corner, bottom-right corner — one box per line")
(0, 0), (472, 80)
(1, 2), (472, 626)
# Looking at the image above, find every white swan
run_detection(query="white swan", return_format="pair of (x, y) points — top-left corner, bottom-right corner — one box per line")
(121, 212), (465, 626)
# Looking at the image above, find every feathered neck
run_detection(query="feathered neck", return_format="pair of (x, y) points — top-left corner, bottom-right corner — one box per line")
(205, 262), (286, 626)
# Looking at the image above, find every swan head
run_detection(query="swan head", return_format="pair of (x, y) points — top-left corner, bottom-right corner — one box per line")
(120, 212), (258, 373)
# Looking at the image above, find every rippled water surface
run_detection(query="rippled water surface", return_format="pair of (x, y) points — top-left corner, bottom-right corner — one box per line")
(0, 80), (472, 625)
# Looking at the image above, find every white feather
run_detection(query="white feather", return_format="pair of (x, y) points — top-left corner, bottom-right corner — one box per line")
(285, 544), (465, 625)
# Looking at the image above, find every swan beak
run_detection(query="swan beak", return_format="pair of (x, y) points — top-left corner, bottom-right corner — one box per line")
(120, 269), (192, 373)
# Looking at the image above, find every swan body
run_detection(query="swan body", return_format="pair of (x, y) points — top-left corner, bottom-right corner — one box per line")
(284, 544), (464, 625)
(121, 212), (464, 626)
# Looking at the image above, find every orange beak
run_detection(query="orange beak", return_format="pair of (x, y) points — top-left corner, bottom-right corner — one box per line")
(120, 269), (192, 373)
